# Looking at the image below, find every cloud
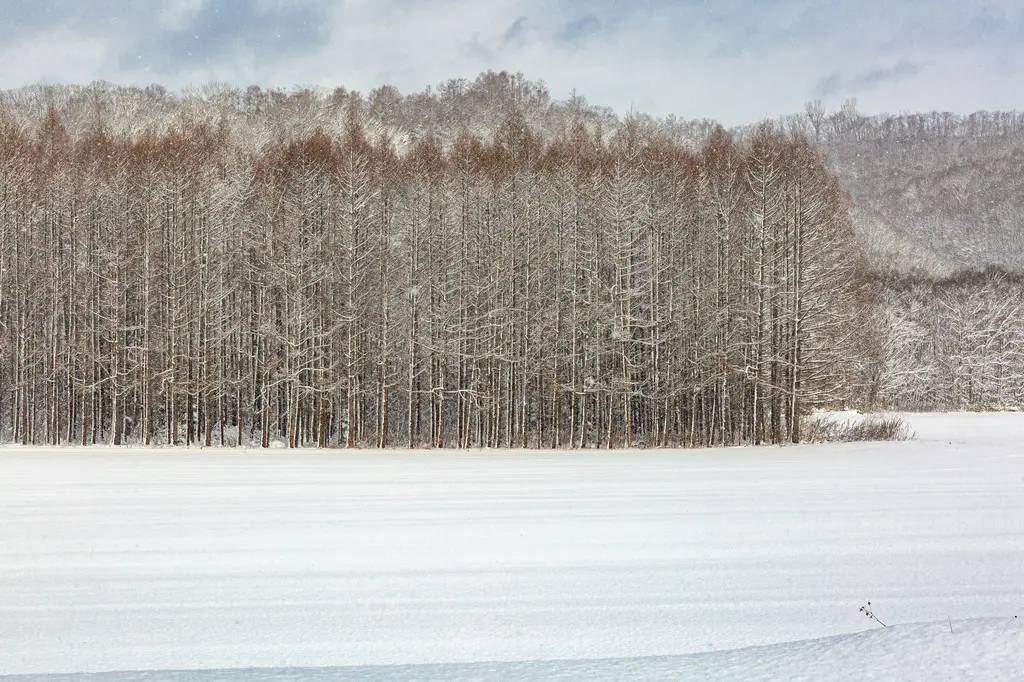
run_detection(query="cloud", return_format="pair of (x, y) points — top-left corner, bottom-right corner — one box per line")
(501, 16), (529, 47)
(141, 1), (330, 73)
(814, 61), (922, 98)
(158, 0), (207, 31)
(556, 15), (602, 45)
(0, 0), (1020, 125)
(0, 26), (109, 86)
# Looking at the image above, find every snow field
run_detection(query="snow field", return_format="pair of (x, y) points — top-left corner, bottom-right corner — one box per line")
(0, 412), (1022, 679)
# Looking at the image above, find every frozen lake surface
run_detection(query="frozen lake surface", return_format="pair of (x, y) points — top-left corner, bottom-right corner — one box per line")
(1, 413), (1022, 679)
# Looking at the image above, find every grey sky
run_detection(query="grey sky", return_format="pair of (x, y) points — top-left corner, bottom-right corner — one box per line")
(0, 0), (1020, 125)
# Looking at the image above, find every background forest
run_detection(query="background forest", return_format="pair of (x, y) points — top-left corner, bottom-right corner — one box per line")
(0, 71), (1017, 447)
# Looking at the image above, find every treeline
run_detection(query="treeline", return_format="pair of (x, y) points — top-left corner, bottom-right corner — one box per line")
(8, 78), (1023, 154)
(0, 103), (865, 447)
(868, 268), (1024, 410)
(773, 99), (1024, 146)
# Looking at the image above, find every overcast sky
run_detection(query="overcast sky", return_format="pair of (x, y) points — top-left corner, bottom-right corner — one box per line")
(0, 0), (1020, 125)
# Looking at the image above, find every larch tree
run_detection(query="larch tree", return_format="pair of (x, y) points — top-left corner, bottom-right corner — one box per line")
(0, 83), (875, 448)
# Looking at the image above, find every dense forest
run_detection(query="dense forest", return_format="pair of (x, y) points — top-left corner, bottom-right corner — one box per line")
(0, 73), (1018, 446)
(805, 102), (1024, 409)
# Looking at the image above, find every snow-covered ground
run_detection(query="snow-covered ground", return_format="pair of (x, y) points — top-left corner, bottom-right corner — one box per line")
(1, 412), (1022, 680)
(3, 619), (1021, 681)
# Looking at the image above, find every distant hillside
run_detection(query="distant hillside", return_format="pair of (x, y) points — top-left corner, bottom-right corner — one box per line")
(818, 114), (1024, 276)
(794, 105), (1024, 408)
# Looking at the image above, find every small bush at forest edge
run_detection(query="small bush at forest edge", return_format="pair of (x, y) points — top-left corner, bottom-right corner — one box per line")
(802, 415), (915, 443)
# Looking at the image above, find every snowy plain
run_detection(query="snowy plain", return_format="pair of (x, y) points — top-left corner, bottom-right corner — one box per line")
(1, 412), (1022, 680)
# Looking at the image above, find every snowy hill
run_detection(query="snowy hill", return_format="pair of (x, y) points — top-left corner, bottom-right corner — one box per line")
(823, 124), (1024, 277)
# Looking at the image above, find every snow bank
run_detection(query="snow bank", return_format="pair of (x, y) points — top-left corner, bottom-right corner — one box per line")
(4, 619), (1021, 681)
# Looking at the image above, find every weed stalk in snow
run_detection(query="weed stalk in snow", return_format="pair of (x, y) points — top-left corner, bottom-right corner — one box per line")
(860, 601), (887, 627)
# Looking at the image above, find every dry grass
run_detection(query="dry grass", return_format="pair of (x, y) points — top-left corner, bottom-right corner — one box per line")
(802, 415), (915, 443)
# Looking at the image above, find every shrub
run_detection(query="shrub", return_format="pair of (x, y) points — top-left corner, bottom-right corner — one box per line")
(802, 415), (915, 443)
